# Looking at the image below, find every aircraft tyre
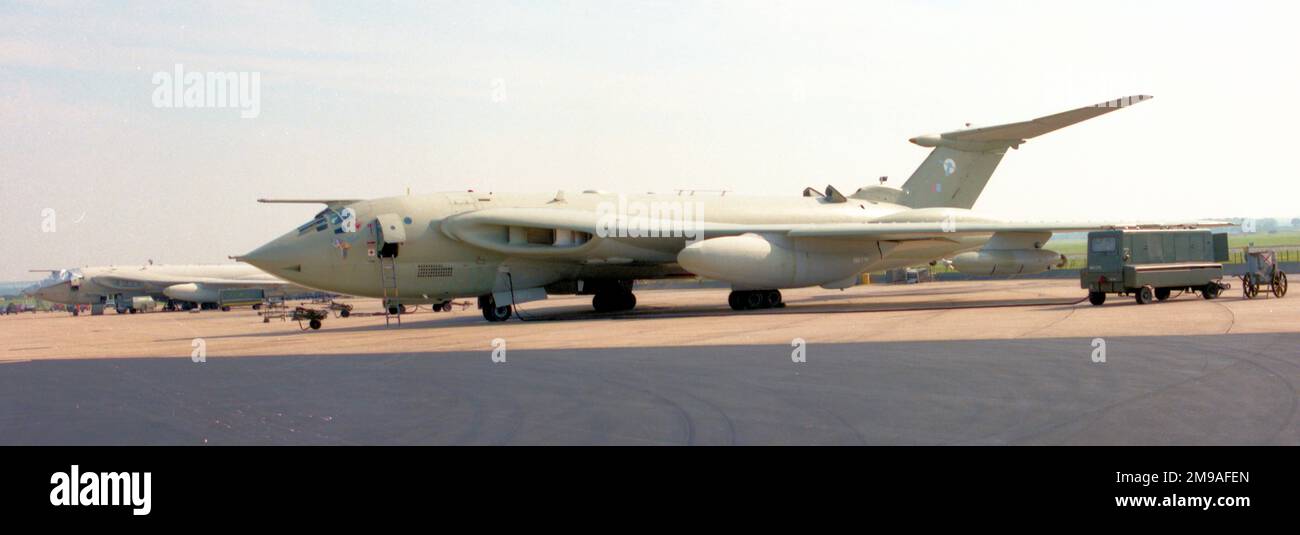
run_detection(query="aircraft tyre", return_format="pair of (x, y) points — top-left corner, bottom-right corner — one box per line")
(729, 290), (782, 311)
(479, 295), (513, 322)
(592, 291), (636, 313)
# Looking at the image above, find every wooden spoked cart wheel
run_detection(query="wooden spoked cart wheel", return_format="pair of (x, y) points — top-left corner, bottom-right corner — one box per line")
(1242, 275), (1259, 299)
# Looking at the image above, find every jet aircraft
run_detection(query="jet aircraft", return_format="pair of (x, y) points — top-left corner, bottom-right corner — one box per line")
(239, 95), (1222, 323)
(25, 264), (312, 314)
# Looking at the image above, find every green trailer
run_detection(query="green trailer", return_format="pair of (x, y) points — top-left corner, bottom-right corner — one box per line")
(1080, 229), (1231, 306)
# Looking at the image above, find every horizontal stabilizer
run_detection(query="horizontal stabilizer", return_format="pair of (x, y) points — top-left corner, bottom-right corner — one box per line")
(257, 198), (361, 207)
(911, 95), (1153, 150)
(900, 95), (1153, 210)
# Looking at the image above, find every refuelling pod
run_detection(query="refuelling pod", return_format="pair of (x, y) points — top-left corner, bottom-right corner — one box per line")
(164, 283), (221, 304)
(677, 233), (866, 289)
(950, 249), (1064, 276)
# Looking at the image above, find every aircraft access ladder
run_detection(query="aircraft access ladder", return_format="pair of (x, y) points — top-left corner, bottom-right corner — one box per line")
(378, 256), (400, 327)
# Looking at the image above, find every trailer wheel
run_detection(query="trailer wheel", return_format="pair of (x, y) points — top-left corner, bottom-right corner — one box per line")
(1242, 276), (1258, 299)
(1155, 288), (1172, 301)
(1135, 286), (1155, 305)
(1088, 291), (1106, 306)
(1273, 271), (1287, 298)
(1202, 283), (1221, 300)
(309, 319), (322, 330)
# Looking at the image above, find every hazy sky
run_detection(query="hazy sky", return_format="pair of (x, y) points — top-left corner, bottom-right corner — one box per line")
(2, 0), (1298, 279)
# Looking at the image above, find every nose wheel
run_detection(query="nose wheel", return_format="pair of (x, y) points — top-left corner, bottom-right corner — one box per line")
(728, 290), (783, 311)
(478, 295), (513, 322)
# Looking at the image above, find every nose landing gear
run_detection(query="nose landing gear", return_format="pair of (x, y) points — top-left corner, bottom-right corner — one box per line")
(478, 295), (513, 322)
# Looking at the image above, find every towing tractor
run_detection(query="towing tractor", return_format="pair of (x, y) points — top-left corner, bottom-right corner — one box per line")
(1081, 229), (1230, 305)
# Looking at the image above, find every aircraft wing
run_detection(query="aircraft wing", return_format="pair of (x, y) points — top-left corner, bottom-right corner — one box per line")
(174, 278), (293, 287)
(90, 275), (152, 291)
(784, 219), (1232, 242)
(93, 272), (293, 291)
(441, 207), (1230, 255)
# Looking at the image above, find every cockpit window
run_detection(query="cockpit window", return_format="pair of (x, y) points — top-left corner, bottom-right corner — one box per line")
(297, 207), (358, 236)
(296, 216), (326, 234)
(37, 269), (81, 289)
(297, 209), (332, 235)
(43, 269), (78, 282)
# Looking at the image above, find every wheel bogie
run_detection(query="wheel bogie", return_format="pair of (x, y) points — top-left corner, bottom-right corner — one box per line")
(728, 290), (783, 311)
(592, 290), (636, 313)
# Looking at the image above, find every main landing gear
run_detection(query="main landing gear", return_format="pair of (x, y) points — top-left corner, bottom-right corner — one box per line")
(478, 294), (513, 322)
(592, 290), (636, 313)
(728, 290), (783, 311)
(585, 280), (637, 314)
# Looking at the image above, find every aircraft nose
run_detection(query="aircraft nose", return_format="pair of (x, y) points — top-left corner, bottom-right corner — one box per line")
(239, 233), (308, 275)
(28, 281), (58, 300)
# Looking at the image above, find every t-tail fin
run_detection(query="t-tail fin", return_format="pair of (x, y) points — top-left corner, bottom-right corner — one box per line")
(899, 95), (1152, 209)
